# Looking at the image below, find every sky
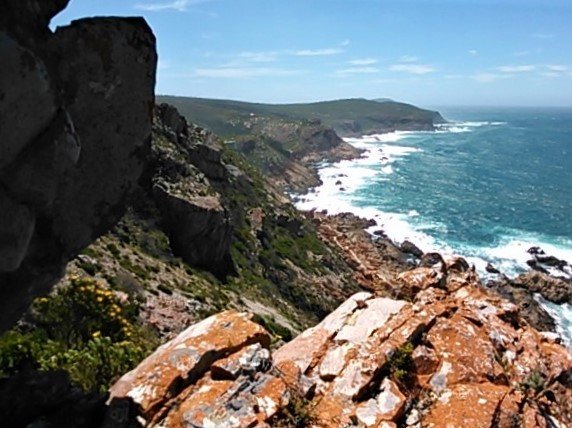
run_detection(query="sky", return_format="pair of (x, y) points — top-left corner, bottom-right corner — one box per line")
(51, 0), (572, 107)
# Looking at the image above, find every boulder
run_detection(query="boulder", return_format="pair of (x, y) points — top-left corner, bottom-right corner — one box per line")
(400, 240), (423, 258)
(0, 33), (57, 169)
(107, 311), (271, 424)
(419, 252), (446, 269)
(513, 271), (572, 304)
(0, 192), (35, 272)
(486, 262), (501, 274)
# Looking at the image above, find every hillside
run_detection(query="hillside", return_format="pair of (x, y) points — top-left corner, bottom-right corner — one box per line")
(155, 96), (444, 192)
(156, 96), (446, 138)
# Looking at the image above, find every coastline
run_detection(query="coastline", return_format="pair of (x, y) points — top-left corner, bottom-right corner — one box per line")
(291, 126), (572, 346)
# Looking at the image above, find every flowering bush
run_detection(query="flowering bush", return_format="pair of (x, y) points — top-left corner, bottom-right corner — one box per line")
(33, 276), (138, 345)
(0, 276), (156, 392)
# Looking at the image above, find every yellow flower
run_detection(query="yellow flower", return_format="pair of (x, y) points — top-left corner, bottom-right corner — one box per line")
(92, 331), (101, 338)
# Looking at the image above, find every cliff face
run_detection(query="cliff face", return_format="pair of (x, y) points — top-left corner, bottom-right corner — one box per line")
(234, 118), (362, 192)
(107, 261), (572, 428)
(0, 0), (157, 331)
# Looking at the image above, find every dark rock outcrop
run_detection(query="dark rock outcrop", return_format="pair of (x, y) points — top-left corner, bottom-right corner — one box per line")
(0, 370), (106, 428)
(487, 278), (556, 332)
(0, 1), (157, 331)
(526, 247), (570, 277)
(513, 271), (572, 304)
(151, 104), (234, 278)
(400, 240), (424, 258)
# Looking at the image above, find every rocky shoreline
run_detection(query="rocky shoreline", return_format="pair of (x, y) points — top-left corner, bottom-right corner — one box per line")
(290, 134), (572, 342)
(306, 211), (571, 337)
(105, 227), (572, 428)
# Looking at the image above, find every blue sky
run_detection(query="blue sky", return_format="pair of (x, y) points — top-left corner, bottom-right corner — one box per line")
(52, 0), (572, 107)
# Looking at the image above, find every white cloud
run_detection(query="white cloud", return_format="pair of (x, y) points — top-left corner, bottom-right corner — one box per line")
(340, 39), (351, 47)
(371, 78), (400, 84)
(513, 50), (530, 57)
(400, 55), (418, 62)
(390, 64), (436, 74)
(531, 33), (555, 39)
(335, 67), (379, 75)
(497, 65), (535, 73)
(546, 65), (568, 72)
(540, 72), (561, 78)
(135, 0), (209, 11)
(294, 48), (344, 56)
(468, 50), (478, 55)
(348, 58), (378, 66)
(238, 51), (278, 63)
(472, 73), (507, 83)
(194, 67), (305, 78)
(158, 59), (170, 70)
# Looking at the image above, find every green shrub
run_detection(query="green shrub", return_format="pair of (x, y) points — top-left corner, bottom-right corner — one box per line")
(106, 243), (121, 258)
(0, 276), (156, 392)
(252, 314), (293, 342)
(76, 260), (99, 276)
(388, 342), (414, 383)
(269, 391), (316, 427)
(38, 336), (147, 392)
(32, 276), (137, 345)
(0, 331), (43, 377)
(519, 370), (546, 395)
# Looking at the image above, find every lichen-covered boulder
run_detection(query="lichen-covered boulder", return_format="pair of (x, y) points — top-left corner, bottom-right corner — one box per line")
(106, 311), (285, 427)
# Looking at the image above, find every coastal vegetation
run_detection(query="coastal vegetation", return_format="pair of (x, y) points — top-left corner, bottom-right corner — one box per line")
(157, 96), (445, 138)
(0, 276), (156, 392)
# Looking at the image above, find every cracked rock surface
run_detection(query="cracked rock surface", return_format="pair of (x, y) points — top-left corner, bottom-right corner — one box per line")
(108, 262), (572, 427)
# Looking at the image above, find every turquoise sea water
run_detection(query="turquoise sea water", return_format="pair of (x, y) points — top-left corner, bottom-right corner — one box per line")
(295, 106), (572, 344)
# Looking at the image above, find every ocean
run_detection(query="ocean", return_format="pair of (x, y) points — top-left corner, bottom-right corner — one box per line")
(294, 106), (572, 345)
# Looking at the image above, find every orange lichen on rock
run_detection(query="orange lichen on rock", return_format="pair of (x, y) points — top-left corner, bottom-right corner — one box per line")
(105, 264), (571, 427)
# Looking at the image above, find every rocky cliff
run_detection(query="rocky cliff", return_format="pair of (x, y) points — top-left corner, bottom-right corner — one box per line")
(57, 103), (360, 342)
(0, 0), (157, 331)
(107, 260), (572, 428)
(233, 118), (362, 192)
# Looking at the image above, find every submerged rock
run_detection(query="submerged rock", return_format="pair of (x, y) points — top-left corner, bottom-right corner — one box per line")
(486, 262), (501, 274)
